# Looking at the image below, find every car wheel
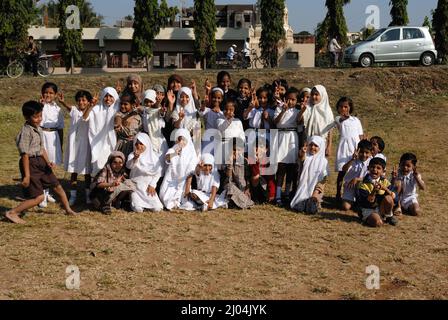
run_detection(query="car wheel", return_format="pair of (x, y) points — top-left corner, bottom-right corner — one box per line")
(359, 54), (374, 68)
(420, 52), (435, 67)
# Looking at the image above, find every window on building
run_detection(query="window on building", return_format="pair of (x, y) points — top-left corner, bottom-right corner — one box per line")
(286, 52), (299, 60)
(244, 14), (251, 23)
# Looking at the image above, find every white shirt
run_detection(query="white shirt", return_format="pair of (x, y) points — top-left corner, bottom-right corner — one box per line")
(246, 107), (274, 129)
(329, 38), (342, 53)
(41, 102), (64, 129)
(227, 47), (236, 60)
(274, 107), (300, 129)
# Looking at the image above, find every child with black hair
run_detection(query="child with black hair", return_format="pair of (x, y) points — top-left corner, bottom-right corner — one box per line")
(272, 79), (289, 107)
(357, 158), (397, 227)
(274, 87), (301, 206)
(297, 88), (311, 149)
(331, 97), (364, 200)
(370, 136), (387, 162)
(340, 140), (373, 211)
(5, 101), (76, 224)
(114, 92), (143, 159)
(244, 86), (275, 130)
(235, 78), (252, 122)
(393, 153), (425, 217)
(216, 71), (238, 103)
(39, 82), (65, 207)
(59, 90), (98, 206)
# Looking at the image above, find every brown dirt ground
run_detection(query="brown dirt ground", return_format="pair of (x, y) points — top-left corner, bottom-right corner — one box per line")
(0, 67), (447, 300)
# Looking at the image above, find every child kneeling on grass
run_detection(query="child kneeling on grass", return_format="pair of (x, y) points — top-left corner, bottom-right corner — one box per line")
(290, 136), (329, 214)
(5, 101), (76, 224)
(357, 158), (398, 227)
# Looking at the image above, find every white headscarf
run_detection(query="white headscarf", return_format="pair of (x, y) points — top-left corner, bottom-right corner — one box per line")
(303, 85), (334, 139)
(197, 153), (219, 192)
(201, 153), (216, 172)
(290, 136), (329, 210)
(128, 132), (162, 178)
(89, 87), (120, 175)
(176, 87), (197, 130)
(169, 129), (199, 181)
(143, 89), (157, 104)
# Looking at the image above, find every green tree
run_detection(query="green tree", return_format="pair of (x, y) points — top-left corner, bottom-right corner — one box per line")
(41, 0), (104, 27)
(132, 0), (160, 71)
(422, 15), (433, 34)
(325, 0), (350, 46)
(58, 0), (83, 74)
(389, 0), (409, 26)
(433, 0), (448, 63)
(0, 0), (37, 61)
(259, 0), (286, 68)
(193, 0), (217, 69)
(159, 0), (179, 28)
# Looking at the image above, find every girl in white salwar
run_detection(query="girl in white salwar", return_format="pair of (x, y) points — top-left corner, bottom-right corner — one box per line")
(39, 82), (64, 207)
(300, 85), (335, 157)
(84, 87), (120, 176)
(59, 90), (97, 206)
(142, 89), (168, 175)
(171, 87), (199, 133)
(127, 133), (164, 213)
(160, 129), (199, 211)
(181, 153), (227, 212)
(290, 136), (329, 215)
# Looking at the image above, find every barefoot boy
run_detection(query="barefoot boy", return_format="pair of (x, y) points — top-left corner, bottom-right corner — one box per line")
(5, 101), (76, 224)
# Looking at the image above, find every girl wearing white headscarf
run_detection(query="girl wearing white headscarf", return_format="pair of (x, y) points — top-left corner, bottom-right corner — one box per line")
(301, 85), (335, 156)
(127, 133), (164, 213)
(180, 153), (227, 212)
(172, 87), (199, 132)
(290, 136), (329, 214)
(160, 129), (199, 210)
(85, 87), (120, 176)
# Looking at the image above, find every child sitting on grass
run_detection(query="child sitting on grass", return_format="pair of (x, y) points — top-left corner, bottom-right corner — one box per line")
(5, 101), (76, 224)
(357, 158), (397, 227)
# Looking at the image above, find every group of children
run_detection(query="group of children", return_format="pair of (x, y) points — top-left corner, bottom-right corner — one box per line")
(5, 71), (425, 228)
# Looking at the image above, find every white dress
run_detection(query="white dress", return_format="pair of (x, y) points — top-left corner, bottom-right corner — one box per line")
(342, 158), (371, 202)
(87, 87), (120, 176)
(181, 171), (227, 211)
(399, 172), (421, 210)
(216, 118), (245, 166)
(160, 129), (199, 210)
(142, 107), (169, 175)
(64, 107), (92, 175)
(200, 108), (224, 154)
(334, 116), (363, 172)
(40, 102), (64, 165)
(274, 106), (299, 164)
(127, 133), (164, 212)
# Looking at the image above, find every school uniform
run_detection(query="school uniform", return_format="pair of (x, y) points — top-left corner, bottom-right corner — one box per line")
(16, 123), (59, 199)
(217, 117), (245, 167)
(200, 108), (224, 154)
(64, 107), (92, 175)
(274, 106), (300, 164)
(40, 102), (64, 165)
(302, 85), (335, 141)
(142, 107), (169, 175)
(342, 158), (371, 202)
(398, 172), (422, 211)
(333, 116), (364, 172)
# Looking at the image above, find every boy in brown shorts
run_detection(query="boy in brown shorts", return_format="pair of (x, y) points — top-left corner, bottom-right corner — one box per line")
(5, 101), (76, 224)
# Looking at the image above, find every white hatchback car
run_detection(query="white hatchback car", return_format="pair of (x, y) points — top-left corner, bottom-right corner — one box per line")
(344, 26), (438, 68)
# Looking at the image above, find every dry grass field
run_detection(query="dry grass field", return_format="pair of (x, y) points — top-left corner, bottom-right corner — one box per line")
(0, 67), (447, 300)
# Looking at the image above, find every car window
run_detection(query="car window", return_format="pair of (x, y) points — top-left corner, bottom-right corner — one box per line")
(403, 28), (424, 40)
(380, 29), (401, 42)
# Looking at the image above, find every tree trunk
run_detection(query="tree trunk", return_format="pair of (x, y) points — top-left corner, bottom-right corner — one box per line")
(146, 56), (150, 72)
(70, 56), (74, 75)
(203, 56), (207, 70)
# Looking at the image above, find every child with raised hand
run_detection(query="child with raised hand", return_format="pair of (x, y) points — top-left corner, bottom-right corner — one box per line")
(244, 86), (275, 130)
(290, 136), (329, 215)
(370, 136), (387, 163)
(340, 139), (373, 211)
(5, 101), (76, 224)
(217, 99), (246, 169)
(199, 87), (225, 154)
(59, 90), (98, 206)
(141, 89), (169, 173)
(331, 97), (364, 200)
(274, 87), (301, 206)
(357, 158), (397, 227)
(172, 87), (200, 133)
(39, 82), (65, 207)
(114, 92), (143, 159)
(297, 88), (311, 149)
(160, 129), (199, 211)
(181, 153), (227, 212)
(89, 151), (134, 215)
(272, 79), (289, 108)
(84, 87), (120, 176)
(216, 71), (238, 104)
(127, 133), (164, 213)
(300, 85), (335, 157)
(394, 153), (426, 217)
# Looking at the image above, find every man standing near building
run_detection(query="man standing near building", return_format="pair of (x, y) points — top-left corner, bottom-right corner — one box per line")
(227, 44), (237, 63)
(25, 36), (39, 77)
(243, 38), (251, 68)
(328, 36), (342, 68)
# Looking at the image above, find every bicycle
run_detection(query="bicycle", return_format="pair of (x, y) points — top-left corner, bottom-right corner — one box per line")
(6, 52), (59, 78)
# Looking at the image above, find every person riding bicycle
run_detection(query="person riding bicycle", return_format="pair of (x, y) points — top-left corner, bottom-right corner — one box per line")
(227, 44), (237, 63)
(25, 36), (39, 77)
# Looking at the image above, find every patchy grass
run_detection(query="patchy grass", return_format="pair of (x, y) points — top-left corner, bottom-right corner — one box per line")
(0, 67), (447, 300)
